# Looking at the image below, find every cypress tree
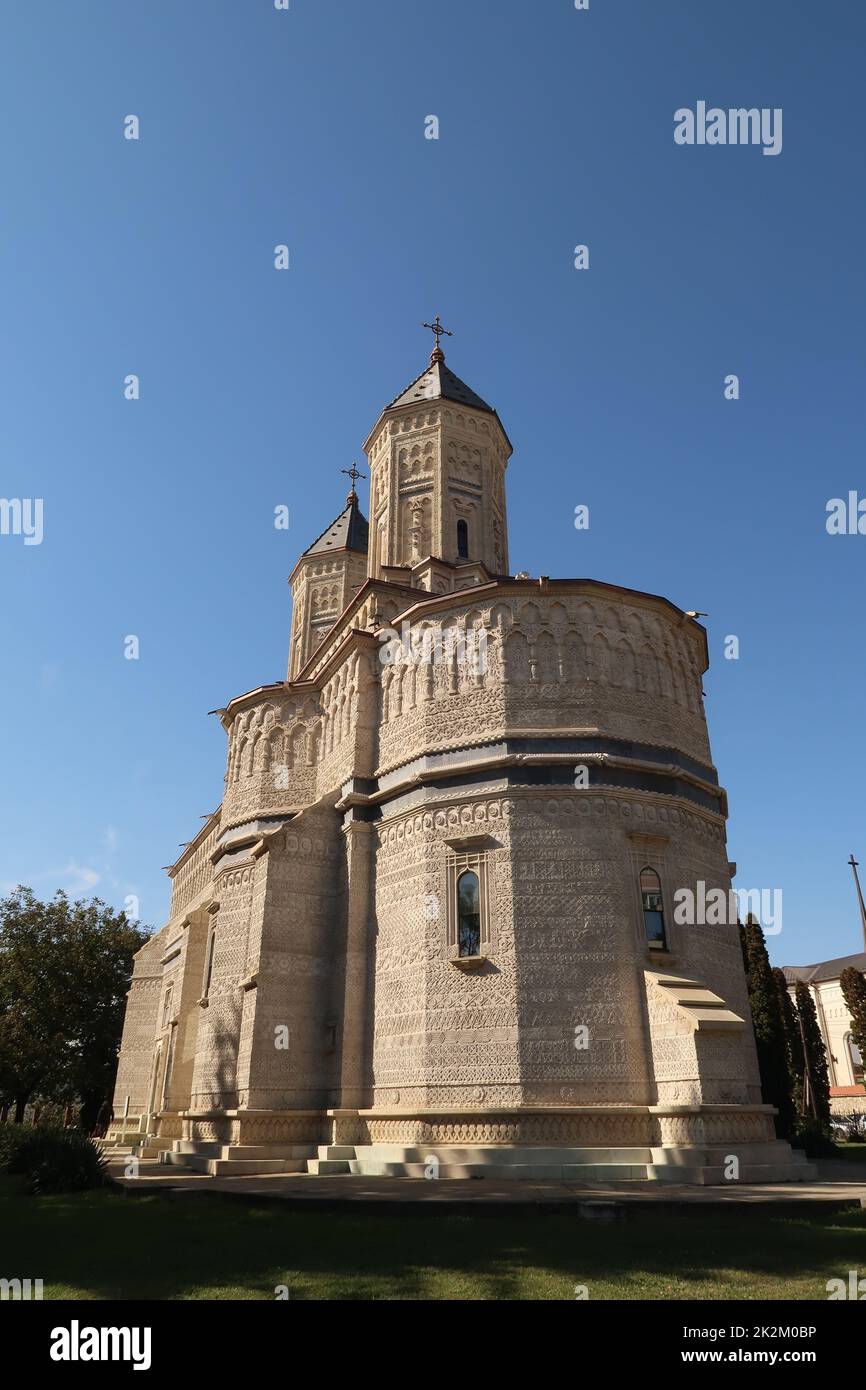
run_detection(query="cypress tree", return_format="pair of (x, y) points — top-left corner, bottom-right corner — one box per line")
(772, 966), (804, 1112)
(839, 967), (866, 1077)
(739, 917), (796, 1137)
(793, 980), (831, 1125)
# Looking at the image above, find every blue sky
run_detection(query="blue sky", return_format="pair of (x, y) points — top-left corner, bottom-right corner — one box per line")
(1, 1), (863, 967)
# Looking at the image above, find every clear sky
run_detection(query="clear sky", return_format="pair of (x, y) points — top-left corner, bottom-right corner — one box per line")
(1, 1), (863, 967)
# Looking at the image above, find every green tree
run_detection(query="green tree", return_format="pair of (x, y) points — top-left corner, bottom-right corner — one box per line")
(793, 980), (831, 1126)
(739, 917), (796, 1137)
(839, 966), (866, 1076)
(0, 887), (148, 1126)
(772, 966), (804, 1114)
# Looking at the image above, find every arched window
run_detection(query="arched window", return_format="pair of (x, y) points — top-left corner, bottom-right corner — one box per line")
(457, 518), (469, 560)
(846, 1033), (864, 1084)
(640, 867), (667, 950)
(457, 870), (481, 957)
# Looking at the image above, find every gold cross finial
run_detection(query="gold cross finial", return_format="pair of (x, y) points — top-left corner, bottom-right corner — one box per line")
(421, 314), (452, 363)
(341, 461), (366, 503)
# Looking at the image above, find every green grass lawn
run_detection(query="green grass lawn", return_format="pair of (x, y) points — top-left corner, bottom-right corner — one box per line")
(829, 1142), (866, 1163)
(3, 1178), (865, 1300)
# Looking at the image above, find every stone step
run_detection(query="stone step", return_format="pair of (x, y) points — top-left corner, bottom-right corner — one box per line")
(160, 1151), (307, 1176)
(350, 1144), (655, 1166)
(647, 1161), (819, 1185)
(170, 1141), (318, 1161)
(223, 1145), (317, 1161)
(316, 1145), (356, 1160)
(171, 1140), (222, 1157)
(306, 1158), (351, 1175)
(348, 1159), (651, 1180)
(158, 1150), (197, 1166)
(207, 1158), (308, 1177)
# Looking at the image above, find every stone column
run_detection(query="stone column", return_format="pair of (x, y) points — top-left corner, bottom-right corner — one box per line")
(335, 813), (376, 1112)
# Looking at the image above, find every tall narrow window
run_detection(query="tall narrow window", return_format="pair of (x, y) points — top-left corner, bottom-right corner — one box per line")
(457, 870), (481, 957)
(203, 930), (216, 999)
(457, 518), (469, 560)
(161, 1027), (176, 1109)
(161, 984), (173, 1029)
(640, 867), (667, 950)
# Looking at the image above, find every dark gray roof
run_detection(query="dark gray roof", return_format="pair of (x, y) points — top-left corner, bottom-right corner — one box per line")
(302, 497), (369, 558)
(386, 357), (495, 414)
(781, 952), (866, 985)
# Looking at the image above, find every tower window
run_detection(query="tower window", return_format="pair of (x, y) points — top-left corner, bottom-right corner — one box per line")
(640, 867), (667, 950)
(202, 930), (216, 999)
(445, 846), (493, 961)
(457, 519), (469, 560)
(457, 870), (481, 957)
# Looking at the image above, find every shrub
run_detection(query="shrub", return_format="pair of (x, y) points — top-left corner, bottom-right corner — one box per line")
(793, 1117), (836, 1157)
(0, 1123), (30, 1171)
(0, 1124), (110, 1194)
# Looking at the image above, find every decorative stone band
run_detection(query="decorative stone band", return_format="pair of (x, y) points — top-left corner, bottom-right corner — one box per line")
(344, 735), (726, 821)
(327, 1105), (777, 1149)
(154, 1113), (183, 1140)
(180, 1109), (327, 1146)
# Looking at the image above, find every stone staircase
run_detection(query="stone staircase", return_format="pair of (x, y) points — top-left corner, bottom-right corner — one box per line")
(137, 1136), (817, 1184)
(305, 1141), (818, 1184)
(156, 1139), (317, 1176)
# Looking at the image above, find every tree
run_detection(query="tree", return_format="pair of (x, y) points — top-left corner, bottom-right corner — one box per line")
(0, 887), (149, 1126)
(772, 966), (804, 1114)
(793, 980), (831, 1126)
(739, 916), (796, 1137)
(839, 966), (866, 1078)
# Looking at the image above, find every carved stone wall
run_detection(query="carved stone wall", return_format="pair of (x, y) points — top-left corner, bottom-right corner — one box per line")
(239, 808), (345, 1111)
(188, 853), (263, 1111)
(377, 591), (710, 776)
(368, 786), (754, 1114)
(111, 930), (168, 1118)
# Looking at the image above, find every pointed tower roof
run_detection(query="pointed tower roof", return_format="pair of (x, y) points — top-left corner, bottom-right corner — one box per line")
(385, 355), (495, 414)
(301, 493), (369, 559)
(367, 317), (510, 450)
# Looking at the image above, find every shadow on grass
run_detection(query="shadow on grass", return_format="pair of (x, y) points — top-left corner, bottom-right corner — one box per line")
(2, 1180), (865, 1300)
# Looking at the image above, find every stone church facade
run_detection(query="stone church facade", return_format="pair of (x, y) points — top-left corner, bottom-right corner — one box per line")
(110, 337), (811, 1182)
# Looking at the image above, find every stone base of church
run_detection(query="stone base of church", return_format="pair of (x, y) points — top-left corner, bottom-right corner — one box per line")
(147, 1104), (816, 1183)
(339, 1141), (814, 1184)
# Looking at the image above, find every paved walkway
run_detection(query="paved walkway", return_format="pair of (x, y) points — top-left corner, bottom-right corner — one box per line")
(109, 1156), (866, 1209)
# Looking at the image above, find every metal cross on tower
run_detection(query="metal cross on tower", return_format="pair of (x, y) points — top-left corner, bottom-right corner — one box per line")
(421, 314), (453, 361)
(341, 461), (366, 503)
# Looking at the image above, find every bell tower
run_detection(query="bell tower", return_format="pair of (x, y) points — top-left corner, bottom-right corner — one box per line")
(364, 319), (512, 585)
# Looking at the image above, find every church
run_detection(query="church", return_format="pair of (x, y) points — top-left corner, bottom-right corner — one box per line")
(109, 325), (812, 1182)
